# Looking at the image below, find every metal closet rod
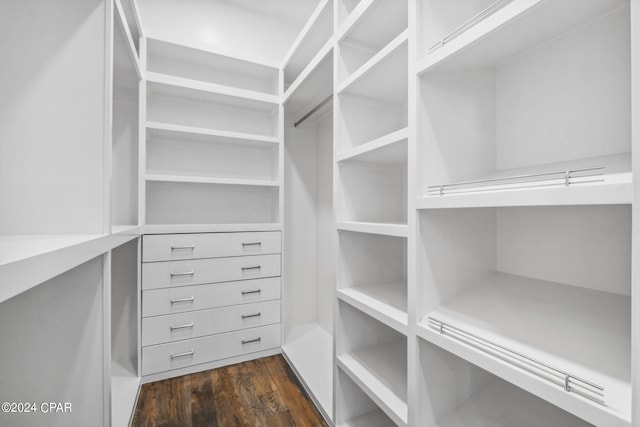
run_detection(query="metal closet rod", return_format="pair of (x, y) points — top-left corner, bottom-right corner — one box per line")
(294, 95), (333, 127)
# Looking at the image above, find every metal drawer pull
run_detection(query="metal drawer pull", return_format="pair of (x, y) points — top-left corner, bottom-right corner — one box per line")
(241, 266), (261, 272)
(170, 271), (195, 277)
(242, 242), (262, 247)
(170, 296), (195, 304)
(170, 322), (194, 331)
(241, 312), (261, 319)
(241, 289), (261, 295)
(170, 350), (194, 359)
(242, 337), (261, 345)
(171, 244), (195, 251)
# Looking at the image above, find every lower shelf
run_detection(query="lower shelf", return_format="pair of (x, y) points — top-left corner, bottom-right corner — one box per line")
(337, 342), (408, 426)
(111, 359), (140, 427)
(337, 284), (407, 334)
(282, 323), (333, 420)
(337, 409), (396, 427)
(436, 378), (592, 427)
(418, 272), (630, 425)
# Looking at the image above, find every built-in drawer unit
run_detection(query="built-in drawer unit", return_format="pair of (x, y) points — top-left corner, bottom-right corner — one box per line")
(142, 231), (281, 262)
(142, 300), (281, 346)
(141, 231), (282, 378)
(142, 323), (281, 376)
(142, 277), (281, 317)
(142, 253), (281, 290)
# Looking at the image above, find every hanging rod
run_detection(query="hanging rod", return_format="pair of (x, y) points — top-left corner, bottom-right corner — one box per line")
(428, 0), (515, 53)
(426, 317), (606, 405)
(294, 95), (333, 127)
(427, 166), (604, 196)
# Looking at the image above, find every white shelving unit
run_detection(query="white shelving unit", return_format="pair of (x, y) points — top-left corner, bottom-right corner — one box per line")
(141, 37), (283, 228)
(413, 0), (635, 425)
(281, 6), (335, 420)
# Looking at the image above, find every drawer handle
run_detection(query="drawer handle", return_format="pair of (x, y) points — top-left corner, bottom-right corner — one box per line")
(241, 289), (261, 295)
(242, 242), (262, 248)
(242, 338), (261, 345)
(241, 266), (261, 272)
(170, 322), (194, 331)
(171, 245), (195, 251)
(241, 312), (261, 319)
(170, 350), (194, 359)
(170, 271), (195, 277)
(170, 296), (195, 304)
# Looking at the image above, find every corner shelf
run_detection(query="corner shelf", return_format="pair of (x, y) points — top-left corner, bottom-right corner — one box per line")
(146, 121), (280, 146)
(337, 221), (407, 237)
(337, 128), (408, 165)
(282, 0), (333, 91)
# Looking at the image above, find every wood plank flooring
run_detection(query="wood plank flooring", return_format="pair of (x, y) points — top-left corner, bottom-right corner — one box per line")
(131, 355), (328, 427)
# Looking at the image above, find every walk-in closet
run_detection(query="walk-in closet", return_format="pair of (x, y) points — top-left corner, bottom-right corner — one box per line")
(0, 0), (638, 426)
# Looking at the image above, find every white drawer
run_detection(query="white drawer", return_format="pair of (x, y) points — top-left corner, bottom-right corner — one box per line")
(142, 300), (281, 346)
(142, 277), (281, 317)
(142, 254), (281, 290)
(142, 323), (281, 376)
(142, 232), (281, 262)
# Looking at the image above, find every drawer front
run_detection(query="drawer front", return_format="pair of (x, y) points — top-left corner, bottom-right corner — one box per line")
(142, 254), (281, 290)
(143, 232), (281, 262)
(142, 277), (281, 317)
(142, 323), (281, 376)
(142, 300), (281, 346)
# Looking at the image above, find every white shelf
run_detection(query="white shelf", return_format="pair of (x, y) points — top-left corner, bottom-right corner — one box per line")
(142, 223), (282, 234)
(418, 272), (630, 426)
(337, 221), (408, 237)
(111, 359), (140, 427)
(283, 0), (333, 90)
(417, 0), (628, 74)
(146, 71), (279, 107)
(337, 410), (395, 427)
(145, 34), (280, 70)
(338, 284), (408, 334)
(338, 342), (408, 427)
(338, 30), (408, 98)
(283, 38), (334, 110)
(338, 36), (408, 105)
(146, 36), (278, 95)
(435, 378), (592, 427)
(145, 173), (279, 187)
(418, 153), (632, 209)
(146, 122), (279, 146)
(282, 323), (333, 419)
(111, 225), (141, 235)
(337, 128), (408, 164)
(0, 233), (138, 304)
(337, 0), (406, 51)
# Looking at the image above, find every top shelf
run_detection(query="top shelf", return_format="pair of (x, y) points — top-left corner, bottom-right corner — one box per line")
(417, 0), (629, 74)
(146, 36), (280, 96)
(283, 0), (333, 91)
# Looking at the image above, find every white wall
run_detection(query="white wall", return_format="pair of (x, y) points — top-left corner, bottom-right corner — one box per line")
(136, 0), (305, 63)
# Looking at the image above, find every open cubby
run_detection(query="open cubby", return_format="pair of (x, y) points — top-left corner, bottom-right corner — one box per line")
(418, 205), (631, 424)
(145, 181), (279, 225)
(146, 81), (279, 137)
(112, 11), (139, 232)
(147, 38), (279, 95)
(336, 369), (396, 427)
(418, 2), (631, 202)
(283, 0), (333, 91)
(338, 231), (407, 332)
(337, 301), (407, 425)
(337, 161), (407, 226)
(338, 0), (407, 83)
(146, 127), (278, 182)
(418, 339), (593, 426)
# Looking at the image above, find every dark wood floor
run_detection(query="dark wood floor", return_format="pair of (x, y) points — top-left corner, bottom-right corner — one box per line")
(131, 354), (329, 427)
